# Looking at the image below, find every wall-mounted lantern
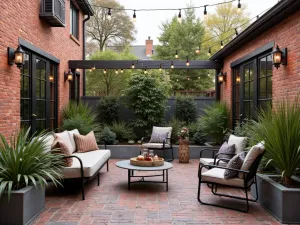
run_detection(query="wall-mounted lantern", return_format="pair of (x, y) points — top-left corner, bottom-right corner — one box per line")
(8, 45), (25, 69)
(272, 45), (287, 69)
(236, 74), (240, 84)
(64, 69), (73, 82)
(218, 70), (226, 84)
(49, 75), (54, 82)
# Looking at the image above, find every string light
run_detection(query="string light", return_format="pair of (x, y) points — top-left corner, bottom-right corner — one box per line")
(208, 47), (211, 56)
(186, 57), (190, 67)
(76, 68), (80, 72)
(115, 69), (118, 74)
(92, 65), (96, 70)
(49, 75), (54, 82)
(177, 9), (182, 23)
(144, 68), (147, 74)
(107, 8), (112, 20)
(237, 0), (241, 13)
(89, 68), (92, 72)
(121, 69), (124, 73)
(198, 76), (200, 79)
(103, 69), (107, 74)
(187, 77), (190, 81)
(204, 5), (207, 16)
(175, 50), (179, 59)
(195, 46), (200, 54)
(235, 28), (239, 36)
(159, 64), (162, 71)
(171, 61), (174, 69)
(176, 79), (179, 82)
(133, 10), (136, 22)
(220, 41), (224, 49)
(131, 62), (135, 69)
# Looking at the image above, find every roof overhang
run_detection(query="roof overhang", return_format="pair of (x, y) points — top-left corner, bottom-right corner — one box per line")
(69, 60), (222, 70)
(74, 0), (94, 16)
(211, 0), (300, 61)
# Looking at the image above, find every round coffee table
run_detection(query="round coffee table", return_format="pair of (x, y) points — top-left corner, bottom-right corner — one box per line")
(116, 160), (173, 191)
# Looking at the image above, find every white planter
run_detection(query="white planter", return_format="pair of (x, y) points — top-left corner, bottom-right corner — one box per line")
(0, 185), (45, 225)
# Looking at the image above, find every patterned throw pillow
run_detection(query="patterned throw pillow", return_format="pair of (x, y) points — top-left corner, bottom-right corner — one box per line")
(224, 152), (246, 179)
(218, 141), (236, 160)
(74, 131), (99, 153)
(149, 132), (168, 143)
(51, 138), (73, 167)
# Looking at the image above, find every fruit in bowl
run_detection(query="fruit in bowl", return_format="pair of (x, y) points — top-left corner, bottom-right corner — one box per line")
(137, 155), (144, 161)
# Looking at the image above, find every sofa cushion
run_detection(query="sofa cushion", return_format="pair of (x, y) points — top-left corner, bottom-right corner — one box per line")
(238, 144), (265, 179)
(199, 158), (227, 166)
(74, 131), (99, 153)
(68, 129), (80, 153)
(224, 152), (246, 179)
(201, 168), (252, 187)
(142, 143), (171, 149)
(62, 150), (111, 178)
(54, 131), (73, 154)
(149, 132), (168, 143)
(228, 134), (247, 154)
(151, 127), (172, 144)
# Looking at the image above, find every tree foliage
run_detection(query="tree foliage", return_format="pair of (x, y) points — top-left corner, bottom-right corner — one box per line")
(154, 6), (214, 92)
(203, 2), (250, 54)
(125, 74), (167, 130)
(175, 95), (197, 124)
(86, 49), (137, 96)
(86, 0), (136, 52)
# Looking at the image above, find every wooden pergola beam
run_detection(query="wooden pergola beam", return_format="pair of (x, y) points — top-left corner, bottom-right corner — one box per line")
(68, 60), (222, 70)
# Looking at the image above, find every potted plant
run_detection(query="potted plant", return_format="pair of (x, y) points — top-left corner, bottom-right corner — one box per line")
(178, 127), (190, 163)
(249, 98), (300, 224)
(0, 128), (64, 225)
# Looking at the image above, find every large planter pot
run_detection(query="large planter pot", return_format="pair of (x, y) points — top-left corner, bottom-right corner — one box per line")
(0, 185), (45, 225)
(178, 138), (190, 163)
(251, 174), (300, 224)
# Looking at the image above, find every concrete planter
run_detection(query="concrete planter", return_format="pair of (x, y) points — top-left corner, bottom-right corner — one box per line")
(0, 185), (45, 225)
(98, 144), (217, 159)
(251, 174), (300, 224)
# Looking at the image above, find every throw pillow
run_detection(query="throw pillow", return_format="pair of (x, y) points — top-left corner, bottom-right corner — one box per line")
(67, 129), (80, 153)
(152, 127), (172, 144)
(228, 134), (248, 154)
(149, 132), (169, 143)
(218, 141), (236, 160)
(74, 131), (99, 153)
(54, 131), (73, 154)
(51, 138), (73, 167)
(224, 152), (246, 179)
(238, 144), (265, 179)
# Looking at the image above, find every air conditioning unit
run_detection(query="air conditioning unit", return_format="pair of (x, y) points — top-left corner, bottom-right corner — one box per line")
(40, 0), (65, 27)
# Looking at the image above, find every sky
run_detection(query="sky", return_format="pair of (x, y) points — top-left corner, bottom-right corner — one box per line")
(117, 0), (279, 45)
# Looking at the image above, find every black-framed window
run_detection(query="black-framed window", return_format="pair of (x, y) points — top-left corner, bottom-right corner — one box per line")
(21, 53), (31, 130)
(232, 67), (240, 125)
(70, 71), (80, 103)
(50, 63), (58, 130)
(70, 2), (79, 39)
(258, 54), (273, 110)
(243, 62), (254, 119)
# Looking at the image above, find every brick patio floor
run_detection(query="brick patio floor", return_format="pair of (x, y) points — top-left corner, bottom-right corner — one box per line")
(31, 159), (282, 225)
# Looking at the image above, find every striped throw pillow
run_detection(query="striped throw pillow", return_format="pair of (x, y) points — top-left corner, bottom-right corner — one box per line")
(74, 131), (99, 153)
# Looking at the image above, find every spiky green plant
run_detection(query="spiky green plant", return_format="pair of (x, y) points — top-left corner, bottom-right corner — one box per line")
(0, 128), (64, 200)
(249, 98), (300, 186)
(199, 102), (230, 144)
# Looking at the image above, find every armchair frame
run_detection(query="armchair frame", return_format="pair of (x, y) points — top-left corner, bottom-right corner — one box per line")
(197, 153), (265, 212)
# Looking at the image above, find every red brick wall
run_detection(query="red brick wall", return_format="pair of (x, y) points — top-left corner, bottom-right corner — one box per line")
(220, 11), (300, 110)
(0, 0), (85, 137)
(146, 39), (153, 56)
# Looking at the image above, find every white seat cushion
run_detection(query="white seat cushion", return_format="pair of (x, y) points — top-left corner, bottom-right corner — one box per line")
(142, 143), (171, 149)
(201, 168), (251, 187)
(68, 129), (80, 153)
(62, 150), (111, 178)
(228, 134), (247, 154)
(200, 158), (227, 166)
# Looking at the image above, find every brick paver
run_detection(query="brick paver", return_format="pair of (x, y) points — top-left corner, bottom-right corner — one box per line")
(31, 159), (281, 225)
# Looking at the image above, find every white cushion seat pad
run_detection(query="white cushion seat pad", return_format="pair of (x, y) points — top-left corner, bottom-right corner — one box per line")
(201, 168), (252, 187)
(142, 143), (171, 149)
(62, 150), (111, 178)
(200, 158), (227, 166)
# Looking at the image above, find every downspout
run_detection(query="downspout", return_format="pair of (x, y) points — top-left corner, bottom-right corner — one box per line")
(82, 13), (90, 96)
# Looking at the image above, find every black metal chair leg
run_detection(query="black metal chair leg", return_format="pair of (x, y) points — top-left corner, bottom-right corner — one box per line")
(107, 160), (109, 171)
(97, 172), (100, 186)
(81, 176), (85, 200)
(171, 147), (174, 162)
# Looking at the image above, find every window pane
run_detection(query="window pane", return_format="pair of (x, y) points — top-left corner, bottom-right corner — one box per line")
(36, 120), (46, 132)
(244, 82), (249, 100)
(36, 100), (46, 119)
(259, 78), (266, 99)
(41, 81), (46, 99)
(260, 57), (266, 78)
(23, 54), (29, 75)
(36, 80), (40, 98)
(235, 84), (240, 102)
(249, 63), (253, 80)
(250, 81), (254, 99)
(267, 55), (273, 75)
(21, 100), (30, 120)
(235, 103), (240, 119)
(244, 66), (249, 81)
(244, 102), (249, 119)
(267, 76), (272, 98)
